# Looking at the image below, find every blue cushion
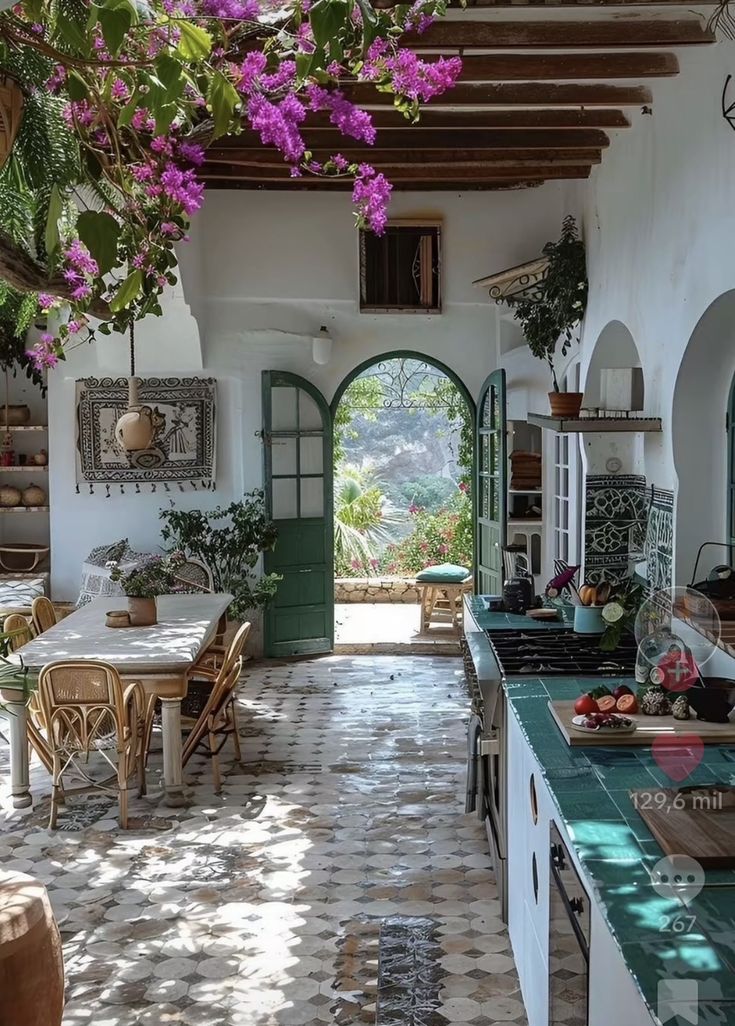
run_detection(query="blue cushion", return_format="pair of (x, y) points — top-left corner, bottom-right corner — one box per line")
(416, 563), (471, 584)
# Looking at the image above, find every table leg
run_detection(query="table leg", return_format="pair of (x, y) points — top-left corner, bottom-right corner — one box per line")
(160, 698), (187, 808)
(5, 697), (31, 808)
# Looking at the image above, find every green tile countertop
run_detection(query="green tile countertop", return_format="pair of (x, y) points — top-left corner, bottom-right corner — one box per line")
(465, 595), (565, 633)
(506, 676), (735, 1025)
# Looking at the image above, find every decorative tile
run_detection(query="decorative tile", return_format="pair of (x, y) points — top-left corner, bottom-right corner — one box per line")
(584, 474), (647, 584)
(0, 655), (527, 1026)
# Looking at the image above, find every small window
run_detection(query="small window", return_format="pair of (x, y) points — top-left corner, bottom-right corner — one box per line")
(359, 222), (441, 313)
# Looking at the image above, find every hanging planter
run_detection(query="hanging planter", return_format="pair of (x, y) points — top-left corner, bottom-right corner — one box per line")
(0, 76), (24, 171)
(114, 324), (155, 452)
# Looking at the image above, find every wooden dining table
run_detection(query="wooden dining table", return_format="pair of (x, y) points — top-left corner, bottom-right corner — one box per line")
(1, 592), (232, 810)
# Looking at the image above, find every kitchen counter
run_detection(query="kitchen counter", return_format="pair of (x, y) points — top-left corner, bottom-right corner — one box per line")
(506, 675), (735, 1025)
(465, 595), (566, 633)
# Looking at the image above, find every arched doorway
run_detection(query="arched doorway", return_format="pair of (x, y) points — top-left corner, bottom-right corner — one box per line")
(261, 355), (475, 657)
(331, 353), (475, 647)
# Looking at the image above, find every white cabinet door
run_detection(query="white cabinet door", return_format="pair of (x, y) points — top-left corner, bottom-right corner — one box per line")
(589, 899), (656, 1026)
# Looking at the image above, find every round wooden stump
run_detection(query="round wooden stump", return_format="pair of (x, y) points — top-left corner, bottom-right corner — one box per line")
(0, 872), (64, 1026)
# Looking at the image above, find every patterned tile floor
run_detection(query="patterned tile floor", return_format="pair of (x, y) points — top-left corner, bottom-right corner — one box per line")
(0, 655), (527, 1026)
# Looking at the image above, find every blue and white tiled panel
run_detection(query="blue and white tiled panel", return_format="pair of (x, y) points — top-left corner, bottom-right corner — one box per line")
(584, 474), (647, 585)
(642, 487), (674, 594)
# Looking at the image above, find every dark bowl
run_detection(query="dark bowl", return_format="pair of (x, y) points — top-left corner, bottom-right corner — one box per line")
(687, 678), (735, 723)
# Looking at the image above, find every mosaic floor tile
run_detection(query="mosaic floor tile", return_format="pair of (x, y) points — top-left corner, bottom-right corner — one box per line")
(1, 654), (527, 1026)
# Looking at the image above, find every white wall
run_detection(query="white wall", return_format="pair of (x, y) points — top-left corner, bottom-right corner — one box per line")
(577, 36), (735, 582)
(47, 184), (570, 600)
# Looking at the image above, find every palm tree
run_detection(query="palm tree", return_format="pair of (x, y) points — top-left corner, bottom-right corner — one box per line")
(334, 467), (404, 573)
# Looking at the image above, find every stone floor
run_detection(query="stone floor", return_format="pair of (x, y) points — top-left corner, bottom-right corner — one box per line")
(0, 655), (527, 1026)
(334, 604), (460, 655)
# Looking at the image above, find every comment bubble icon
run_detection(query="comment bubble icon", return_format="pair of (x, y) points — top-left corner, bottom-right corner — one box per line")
(651, 855), (705, 907)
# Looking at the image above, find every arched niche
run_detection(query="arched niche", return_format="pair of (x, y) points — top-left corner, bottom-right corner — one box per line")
(673, 290), (735, 585)
(583, 320), (644, 410)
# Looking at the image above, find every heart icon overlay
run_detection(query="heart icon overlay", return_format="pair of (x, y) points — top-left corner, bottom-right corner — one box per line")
(651, 734), (705, 782)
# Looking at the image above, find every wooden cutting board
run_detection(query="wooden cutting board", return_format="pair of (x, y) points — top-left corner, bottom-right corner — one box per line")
(549, 700), (735, 746)
(630, 787), (735, 867)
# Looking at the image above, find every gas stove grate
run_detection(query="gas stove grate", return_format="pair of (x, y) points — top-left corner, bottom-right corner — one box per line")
(486, 627), (638, 677)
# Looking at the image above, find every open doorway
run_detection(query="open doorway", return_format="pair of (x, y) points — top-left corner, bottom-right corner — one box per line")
(330, 353), (474, 652)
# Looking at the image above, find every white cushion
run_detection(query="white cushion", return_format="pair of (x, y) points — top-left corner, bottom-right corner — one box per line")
(77, 539), (151, 607)
(0, 577), (46, 610)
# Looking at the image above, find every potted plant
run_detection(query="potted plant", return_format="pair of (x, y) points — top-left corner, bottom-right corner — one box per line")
(108, 551), (186, 626)
(159, 491), (281, 623)
(507, 216), (588, 418)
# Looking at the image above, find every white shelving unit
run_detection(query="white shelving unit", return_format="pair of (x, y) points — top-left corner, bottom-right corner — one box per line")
(506, 419), (543, 576)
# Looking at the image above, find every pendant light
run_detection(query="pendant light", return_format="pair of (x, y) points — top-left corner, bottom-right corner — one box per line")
(312, 325), (333, 366)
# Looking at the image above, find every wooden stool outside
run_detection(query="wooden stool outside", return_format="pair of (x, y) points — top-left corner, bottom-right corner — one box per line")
(418, 579), (473, 636)
(0, 872), (64, 1026)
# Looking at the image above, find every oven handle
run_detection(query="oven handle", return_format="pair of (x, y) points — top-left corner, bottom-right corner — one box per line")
(466, 715), (483, 813)
(550, 847), (590, 962)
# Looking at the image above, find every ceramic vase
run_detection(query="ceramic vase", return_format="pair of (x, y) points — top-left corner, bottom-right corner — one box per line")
(114, 378), (155, 452)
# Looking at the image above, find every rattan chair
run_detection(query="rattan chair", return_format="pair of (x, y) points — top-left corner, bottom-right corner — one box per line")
(37, 660), (146, 829)
(174, 558), (214, 593)
(31, 596), (57, 636)
(3, 613), (53, 774)
(181, 656), (244, 793)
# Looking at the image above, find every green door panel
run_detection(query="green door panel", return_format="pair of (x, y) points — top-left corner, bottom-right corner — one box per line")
(476, 369), (507, 595)
(262, 371), (334, 657)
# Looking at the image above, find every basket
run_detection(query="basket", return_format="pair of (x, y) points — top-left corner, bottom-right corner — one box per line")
(0, 543), (49, 572)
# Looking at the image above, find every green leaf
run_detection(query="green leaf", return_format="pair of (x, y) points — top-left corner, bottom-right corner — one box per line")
(109, 269), (143, 313)
(117, 92), (139, 128)
(44, 183), (63, 256)
(98, 4), (133, 55)
(207, 71), (239, 139)
(76, 210), (121, 276)
(66, 71), (88, 102)
(176, 22), (212, 61)
(355, 0), (379, 51)
(156, 54), (183, 92)
(309, 0), (349, 50)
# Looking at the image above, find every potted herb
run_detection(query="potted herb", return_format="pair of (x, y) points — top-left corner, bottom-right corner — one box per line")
(108, 551), (186, 626)
(159, 491), (281, 623)
(507, 216), (588, 418)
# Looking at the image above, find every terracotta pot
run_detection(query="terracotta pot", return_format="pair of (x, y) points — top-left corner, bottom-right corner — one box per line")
(548, 391), (584, 418)
(128, 596), (157, 627)
(0, 404), (30, 426)
(0, 871), (64, 1026)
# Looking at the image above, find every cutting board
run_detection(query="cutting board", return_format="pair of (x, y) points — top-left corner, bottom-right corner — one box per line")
(549, 700), (735, 746)
(630, 787), (735, 867)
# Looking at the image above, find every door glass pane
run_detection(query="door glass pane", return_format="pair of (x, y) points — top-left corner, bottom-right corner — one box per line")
(299, 390), (323, 431)
(272, 477), (298, 519)
(300, 477), (324, 517)
(300, 436), (323, 475)
(272, 437), (297, 476)
(271, 386), (298, 431)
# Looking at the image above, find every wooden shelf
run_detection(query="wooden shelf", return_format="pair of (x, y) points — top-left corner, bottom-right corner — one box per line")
(0, 506), (49, 513)
(509, 488), (542, 494)
(528, 413), (662, 433)
(0, 466), (47, 472)
(0, 570), (49, 580)
(0, 425), (48, 432)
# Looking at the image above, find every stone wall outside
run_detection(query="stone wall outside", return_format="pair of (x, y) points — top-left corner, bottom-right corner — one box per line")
(335, 577), (420, 604)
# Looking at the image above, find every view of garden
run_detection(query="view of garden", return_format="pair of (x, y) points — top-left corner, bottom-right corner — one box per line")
(333, 357), (473, 579)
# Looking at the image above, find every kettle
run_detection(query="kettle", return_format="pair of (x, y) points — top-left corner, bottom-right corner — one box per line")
(502, 553), (535, 613)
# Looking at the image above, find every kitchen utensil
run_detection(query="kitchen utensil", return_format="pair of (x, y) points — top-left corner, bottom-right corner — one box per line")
(686, 677), (735, 723)
(549, 700), (735, 746)
(631, 787), (735, 868)
(502, 553), (535, 614)
(595, 581), (612, 605)
(527, 608), (559, 621)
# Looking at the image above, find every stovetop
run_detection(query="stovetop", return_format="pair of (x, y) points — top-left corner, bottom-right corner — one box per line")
(486, 627), (638, 677)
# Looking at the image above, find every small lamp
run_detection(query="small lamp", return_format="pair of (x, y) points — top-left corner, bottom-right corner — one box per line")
(312, 325), (333, 366)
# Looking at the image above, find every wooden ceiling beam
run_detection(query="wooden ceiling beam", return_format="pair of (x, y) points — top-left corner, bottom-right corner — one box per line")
(307, 108), (630, 129)
(402, 19), (714, 49)
(212, 128), (610, 150)
(454, 52), (678, 80)
(342, 81), (652, 106)
(205, 179), (545, 191)
(206, 147), (602, 167)
(201, 163), (593, 180)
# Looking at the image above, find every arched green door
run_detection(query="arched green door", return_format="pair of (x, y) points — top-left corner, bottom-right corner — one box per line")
(262, 371), (334, 657)
(476, 369), (507, 594)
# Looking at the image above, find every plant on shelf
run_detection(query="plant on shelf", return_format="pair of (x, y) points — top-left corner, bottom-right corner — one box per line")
(506, 216), (588, 417)
(159, 491), (280, 621)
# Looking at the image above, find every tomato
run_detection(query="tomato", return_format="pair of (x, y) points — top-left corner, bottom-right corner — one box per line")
(616, 693), (639, 714)
(574, 694), (599, 715)
(612, 684), (633, 700)
(596, 694), (618, 713)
